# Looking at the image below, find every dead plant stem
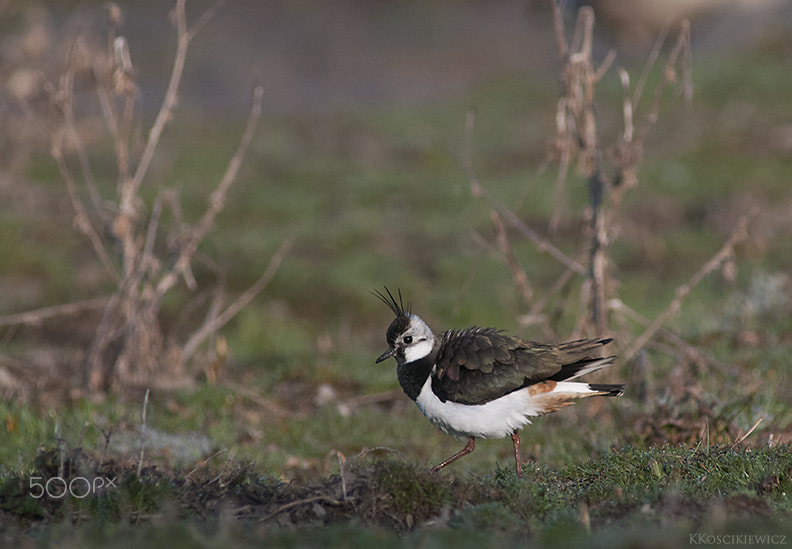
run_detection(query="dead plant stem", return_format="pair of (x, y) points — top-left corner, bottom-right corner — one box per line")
(623, 207), (758, 362)
(137, 388), (150, 479)
(180, 235), (292, 364)
(0, 298), (110, 327)
(491, 211), (533, 307)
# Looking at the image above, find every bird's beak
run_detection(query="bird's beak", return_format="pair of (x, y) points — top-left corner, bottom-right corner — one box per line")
(376, 347), (396, 363)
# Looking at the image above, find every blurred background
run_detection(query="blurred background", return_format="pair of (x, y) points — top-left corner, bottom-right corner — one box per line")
(1, 0), (791, 476)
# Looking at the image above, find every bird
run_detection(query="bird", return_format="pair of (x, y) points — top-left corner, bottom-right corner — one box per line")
(373, 287), (623, 478)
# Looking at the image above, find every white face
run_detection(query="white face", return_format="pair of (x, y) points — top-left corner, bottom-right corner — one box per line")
(399, 315), (435, 364)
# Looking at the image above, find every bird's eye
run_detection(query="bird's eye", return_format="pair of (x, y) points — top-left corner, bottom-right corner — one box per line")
(404, 336), (413, 344)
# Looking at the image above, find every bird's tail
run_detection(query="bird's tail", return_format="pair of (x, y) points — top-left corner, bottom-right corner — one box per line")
(525, 380), (623, 416)
(588, 383), (624, 397)
(549, 355), (616, 382)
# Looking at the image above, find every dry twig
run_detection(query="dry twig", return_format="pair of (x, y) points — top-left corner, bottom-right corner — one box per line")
(0, 298), (110, 327)
(155, 84), (266, 299)
(728, 417), (764, 449)
(491, 211), (533, 307)
(180, 235), (293, 364)
(623, 207), (759, 362)
(223, 380), (307, 420)
(259, 496), (342, 523)
(136, 388), (150, 480)
(461, 110), (585, 276)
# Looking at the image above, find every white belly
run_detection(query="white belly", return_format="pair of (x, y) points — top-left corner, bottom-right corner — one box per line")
(413, 376), (538, 439)
(414, 375), (599, 439)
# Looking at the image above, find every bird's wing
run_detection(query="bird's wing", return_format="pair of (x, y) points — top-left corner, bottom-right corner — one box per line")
(432, 328), (612, 405)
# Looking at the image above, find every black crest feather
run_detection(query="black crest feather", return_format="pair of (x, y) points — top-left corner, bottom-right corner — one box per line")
(373, 287), (412, 347)
(372, 287), (410, 318)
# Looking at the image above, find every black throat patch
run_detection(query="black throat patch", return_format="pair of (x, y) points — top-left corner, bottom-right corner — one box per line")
(397, 352), (436, 401)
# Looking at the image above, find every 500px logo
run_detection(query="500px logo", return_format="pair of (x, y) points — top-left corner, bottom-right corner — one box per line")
(29, 475), (117, 499)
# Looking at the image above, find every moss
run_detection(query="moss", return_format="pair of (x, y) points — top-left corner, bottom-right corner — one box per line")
(374, 460), (451, 529)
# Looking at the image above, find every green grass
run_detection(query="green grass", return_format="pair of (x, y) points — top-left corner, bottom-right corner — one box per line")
(2, 445), (790, 547)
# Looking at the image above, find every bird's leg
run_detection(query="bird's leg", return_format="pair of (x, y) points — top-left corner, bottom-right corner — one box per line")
(430, 438), (475, 473)
(511, 431), (524, 479)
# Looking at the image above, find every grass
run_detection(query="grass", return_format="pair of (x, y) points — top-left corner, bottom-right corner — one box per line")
(1, 444), (790, 547)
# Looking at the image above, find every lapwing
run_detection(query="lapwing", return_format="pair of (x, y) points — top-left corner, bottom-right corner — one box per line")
(374, 287), (623, 478)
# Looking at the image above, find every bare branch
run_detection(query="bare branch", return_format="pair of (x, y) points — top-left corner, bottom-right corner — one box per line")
(126, 0), (215, 204)
(588, 171), (609, 334)
(180, 236), (293, 364)
(125, 0), (223, 199)
(62, 40), (107, 216)
(0, 298), (111, 327)
(646, 19), (692, 126)
(680, 20), (693, 107)
(462, 108), (476, 174)
(632, 22), (670, 108)
(571, 277), (592, 340)
(569, 6), (589, 56)
(83, 35), (121, 142)
(51, 144), (120, 284)
(138, 193), (164, 281)
(463, 156), (586, 275)
(549, 0), (568, 62)
(186, 0), (226, 41)
(158, 85), (265, 299)
(460, 92), (585, 275)
(126, 0), (187, 200)
(491, 211), (533, 307)
(549, 96), (571, 233)
(136, 388), (150, 479)
(46, 58), (119, 283)
(619, 69), (634, 144)
(341, 389), (403, 410)
(608, 298), (733, 372)
(86, 291), (123, 390)
(554, 5), (611, 333)
(518, 266), (576, 335)
(143, 196), (163, 265)
(193, 84), (264, 252)
(224, 379), (307, 420)
(623, 207), (758, 362)
(593, 49), (617, 83)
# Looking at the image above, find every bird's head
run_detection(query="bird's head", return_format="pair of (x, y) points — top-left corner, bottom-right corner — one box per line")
(373, 287), (435, 365)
